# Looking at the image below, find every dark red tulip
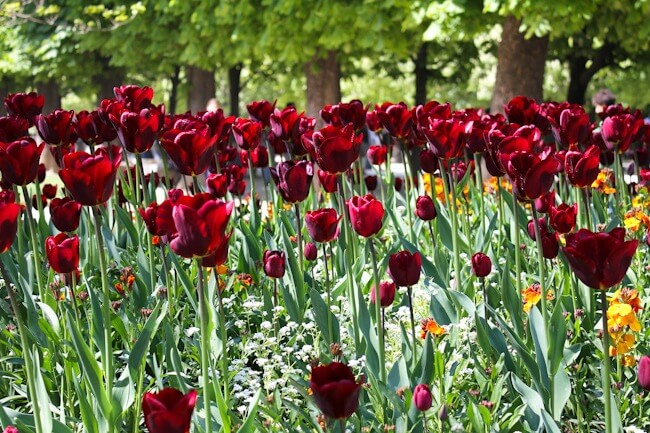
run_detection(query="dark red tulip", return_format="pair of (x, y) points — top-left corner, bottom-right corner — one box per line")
(50, 197), (82, 232)
(311, 124), (363, 174)
(4, 92), (44, 125)
(601, 114), (643, 153)
(471, 252), (492, 278)
(394, 177), (403, 192)
(415, 196), (437, 221)
(35, 109), (77, 146)
(370, 281), (396, 308)
(419, 149), (439, 174)
(504, 151), (561, 201)
(200, 231), (231, 267)
(45, 233), (79, 274)
(366, 109), (383, 133)
(0, 115), (30, 142)
(169, 193), (233, 259)
(142, 388), (197, 433)
(549, 203), (577, 234)
(138, 200), (176, 239)
(232, 118), (263, 150)
(0, 192), (20, 253)
(246, 100), (276, 127)
(534, 190), (555, 214)
(113, 85), (154, 111)
(564, 145), (600, 188)
(59, 145), (123, 206)
(309, 362), (362, 419)
(526, 218), (559, 258)
(364, 175), (378, 191)
(304, 242), (318, 261)
(2, 425), (18, 433)
(263, 250), (286, 278)
(347, 194), (384, 238)
(75, 110), (118, 145)
(42, 184), (57, 200)
(367, 145), (387, 165)
(305, 208), (340, 243)
(550, 105), (592, 149)
(270, 160), (314, 203)
(317, 169), (338, 193)
(413, 384), (433, 411)
(321, 100), (367, 131)
(377, 102), (412, 139)
(206, 172), (228, 198)
(250, 146), (269, 168)
(160, 128), (217, 176)
(422, 117), (468, 160)
(200, 109), (235, 148)
(638, 356), (650, 390)
(115, 109), (162, 154)
(504, 96), (539, 126)
(270, 107), (300, 142)
(562, 228), (638, 290)
(388, 250), (422, 287)
(0, 137), (45, 185)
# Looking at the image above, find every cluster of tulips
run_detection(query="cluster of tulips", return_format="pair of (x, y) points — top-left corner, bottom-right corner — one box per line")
(1, 85), (650, 433)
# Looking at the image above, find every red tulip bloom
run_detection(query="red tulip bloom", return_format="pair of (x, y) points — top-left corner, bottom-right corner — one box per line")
(413, 384), (433, 411)
(550, 105), (592, 149)
(370, 281), (396, 308)
(0, 115), (30, 142)
(250, 146), (269, 168)
(419, 149), (439, 174)
(169, 193), (233, 259)
(422, 117), (468, 160)
(206, 172), (228, 198)
(601, 114), (643, 153)
(246, 100), (276, 127)
(367, 145), (387, 165)
(50, 197), (82, 232)
(270, 160), (314, 203)
(4, 92), (44, 125)
(309, 362), (362, 419)
(138, 200), (176, 239)
(534, 190), (555, 214)
(638, 355), (650, 391)
(115, 109), (162, 154)
(0, 137), (45, 185)
(562, 228), (638, 290)
(415, 196), (437, 221)
(311, 124), (363, 174)
(305, 208), (340, 243)
(388, 250), (422, 287)
(394, 177), (403, 191)
(549, 203), (577, 234)
(304, 242), (318, 261)
(76, 110), (118, 145)
(142, 388), (197, 433)
(364, 175), (378, 191)
(504, 151), (561, 201)
(527, 218), (559, 259)
(377, 102), (413, 139)
(35, 109), (77, 146)
(2, 426), (18, 433)
(263, 250), (286, 278)
(317, 169), (338, 193)
(321, 100), (367, 132)
(504, 96), (539, 126)
(113, 85), (154, 111)
(0, 192), (20, 254)
(564, 145), (600, 188)
(347, 194), (384, 238)
(232, 118), (263, 150)
(45, 233), (79, 274)
(59, 145), (123, 206)
(471, 252), (492, 278)
(160, 127), (218, 176)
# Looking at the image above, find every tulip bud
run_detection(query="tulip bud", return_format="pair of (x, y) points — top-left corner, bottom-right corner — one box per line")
(2, 426), (19, 433)
(415, 196), (437, 221)
(263, 250), (286, 278)
(419, 149), (438, 174)
(638, 355), (650, 390)
(364, 175), (378, 191)
(370, 281), (396, 308)
(413, 384), (433, 411)
(471, 252), (492, 278)
(438, 404), (448, 422)
(394, 177), (403, 192)
(304, 242), (318, 261)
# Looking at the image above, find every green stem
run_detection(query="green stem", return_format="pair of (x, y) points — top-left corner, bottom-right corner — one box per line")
(531, 207), (549, 327)
(481, 278), (489, 325)
(512, 196), (522, 302)
(321, 243), (333, 344)
(216, 274), (230, 405)
(295, 203), (304, 273)
(196, 264), (213, 433)
(601, 289), (612, 433)
(247, 157), (258, 230)
(474, 153), (485, 233)
(407, 286), (418, 370)
(20, 185), (45, 302)
(438, 163), (461, 286)
(581, 187), (593, 231)
(368, 239), (386, 382)
(399, 140), (416, 244)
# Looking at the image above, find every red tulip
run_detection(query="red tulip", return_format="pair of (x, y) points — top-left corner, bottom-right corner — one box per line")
(138, 200), (176, 239)
(232, 118), (263, 150)
(0, 115), (30, 142)
(250, 146), (269, 168)
(347, 194), (384, 238)
(142, 388), (197, 433)
(317, 169), (338, 193)
(246, 100), (276, 127)
(115, 109), (162, 154)
(504, 96), (539, 126)
(45, 233), (79, 274)
(364, 175), (378, 191)
(377, 102), (413, 139)
(200, 110), (235, 148)
(321, 100), (367, 131)
(0, 192), (20, 254)
(59, 145), (123, 206)
(169, 193), (233, 259)
(638, 355), (650, 390)
(50, 197), (82, 232)
(75, 110), (118, 145)
(415, 196), (437, 221)
(0, 137), (45, 185)
(35, 109), (77, 146)
(564, 145), (600, 188)
(304, 242), (318, 261)
(549, 203), (577, 234)
(113, 85), (154, 111)
(305, 208), (340, 243)
(309, 362), (362, 419)
(471, 252), (492, 278)
(601, 114), (643, 153)
(2, 426), (18, 433)
(263, 250), (286, 278)
(370, 281), (396, 308)
(413, 384), (433, 411)
(42, 184), (58, 200)
(206, 172), (228, 198)
(4, 92), (44, 125)
(367, 145), (387, 165)
(388, 250), (422, 287)
(504, 151), (561, 201)
(422, 117), (468, 160)
(270, 107), (300, 142)
(160, 128), (217, 176)
(550, 105), (592, 149)
(270, 160), (314, 203)
(534, 190), (556, 214)
(311, 124), (363, 174)
(527, 218), (559, 259)
(562, 228), (638, 290)
(394, 177), (403, 192)
(419, 149), (439, 174)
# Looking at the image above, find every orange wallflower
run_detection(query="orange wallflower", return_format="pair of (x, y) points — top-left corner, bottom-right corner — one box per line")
(522, 283), (554, 313)
(420, 317), (446, 339)
(591, 169), (616, 195)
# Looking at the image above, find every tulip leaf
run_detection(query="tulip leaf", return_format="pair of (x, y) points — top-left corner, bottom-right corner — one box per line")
(416, 333), (434, 385)
(281, 221), (305, 322)
(429, 284), (456, 325)
(547, 300), (566, 377)
(128, 301), (166, 379)
(115, 200), (139, 247)
(552, 367), (570, 419)
(467, 401), (485, 433)
(30, 346), (53, 433)
(101, 224), (122, 267)
(528, 306), (551, 394)
(0, 406), (72, 433)
(447, 289), (476, 317)
(167, 252), (198, 313)
(387, 356), (409, 390)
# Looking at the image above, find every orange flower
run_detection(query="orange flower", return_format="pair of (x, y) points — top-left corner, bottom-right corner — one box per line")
(522, 283), (554, 313)
(591, 169), (616, 195)
(609, 288), (642, 313)
(420, 317), (446, 339)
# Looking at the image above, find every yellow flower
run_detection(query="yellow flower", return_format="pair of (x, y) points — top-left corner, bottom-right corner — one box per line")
(522, 283), (554, 313)
(607, 303), (641, 333)
(609, 331), (635, 356)
(622, 354), (636, 367)
(609, 288), (643, 313)
(591, 169), (616, 195)
(420, 317), (446, 339)
(623, 209), (650, 232)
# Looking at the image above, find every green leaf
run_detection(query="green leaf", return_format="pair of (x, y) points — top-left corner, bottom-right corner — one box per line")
(30, 346), (53, 433)
(235, 388), (262, 433)
(309, 288), (340, 345)
(547, 300), (566, 377)
(128, 302), (167, 379)
(528, 306), (550, 393)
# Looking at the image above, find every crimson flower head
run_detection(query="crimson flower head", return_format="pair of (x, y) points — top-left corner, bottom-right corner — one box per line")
(4, 92), (44, 125)
(527, 218), (559, 259)
(309, 362), (362, 419)
(347, 194), (384, 238)
(270, 160), (314, 203)
(0, 191), (20, 254)
(415, 195), (437, 221)
(59, 145), (123, 206)
(206, 172), (228, 198)
(263, 250), (286, 279)
(471, 252), (492, 278)
(422, 117), (468, 160)
(305, 208), (340, 243)
(142, 388), (197, 433)
(367, 145), (387, 165)
(377, 102), (413, 139)
(169, 193), (233, 259)
(388, 250), (422, 287)
(419, 149), (439, 174)
(304, 242), (318, 261)
(0, 137), (45, 185)
(562, 228), (638, 290)
(246, 100), (276, 127)
(504, 96), (539, 126)
(115, 108), (162, 154)
(160, 128), (217, 176)
(317, 169), (338, 193)
(250, 146), (269, 168)
(0, 115), (30, 142)
(370, 281), (396, 308)
(76, 110), (118, 145)
(504, 151), (561, 202)
(2, 426), (18, 433)
(413, 384), (433, 411)
(601, 114), (643, 153)
(311, 124), (363, 174)
(50, 197), (82, 232)
(321, 100), (367, 131)
(113, 85), (154, 111)
(45, 233), (79, 275)
(549, 202), (577, 234)
(35, 109), (77, 146)
(638, 356), (650, 391)
(550, 105), (593, 149)
(365, 175), (378, 191)
(232, 118), (263, 150)
(564, 144), (600, 188)
(534, 190), (555, 214)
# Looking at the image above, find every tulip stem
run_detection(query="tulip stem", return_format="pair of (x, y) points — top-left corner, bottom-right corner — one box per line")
(438, 163), (461, 287)
(295, 203), (304, 272)
(481, 278), (489, 326)
(248, 157), (258, 231)
(196, 263), (213, 433)
(407, 286), (418, 370)
(613, 150), (627, 209)
(216, 274), (230, 406)
(92, 206), (114, 433)
(0, 259), (45, 433)
(511, 194), (522, 302)
(322, 243), (333, 344)
(474, 153), (484, 234)
(601, 288), (613, 433)
(368, 239), (386, 382)
(399, 140), (416, 244)
(581, 187), (593, 231)
(531, 207), (549, 327)
(20, 185), (46, 303)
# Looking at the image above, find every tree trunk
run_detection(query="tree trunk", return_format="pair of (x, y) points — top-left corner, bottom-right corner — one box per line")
(36, 78), (61, 113)
(414, 42), (429, 106)
(186, 66), (215, 113)
(228, 63), (242, 117)
(169, 65), (181, 115)
(94, 57), (125, 105)
(305, 51), (341, 125)
(490, 16), (549, 114)
(567, 57), (589, 105)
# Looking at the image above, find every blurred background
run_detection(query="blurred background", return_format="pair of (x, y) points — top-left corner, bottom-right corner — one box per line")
(0, 0), (649, 117)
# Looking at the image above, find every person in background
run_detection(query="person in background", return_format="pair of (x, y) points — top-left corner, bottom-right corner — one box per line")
(592, 88), (616, 117)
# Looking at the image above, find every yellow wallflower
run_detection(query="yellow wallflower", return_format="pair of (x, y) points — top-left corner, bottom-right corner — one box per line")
(420, 317), (446, 339)
(623, 209), (650, 232)
(522, 283), (553, 313)
(609, 288), (643, 313)
(609, 331), (635, 357)
(591, 169), (616, 195)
